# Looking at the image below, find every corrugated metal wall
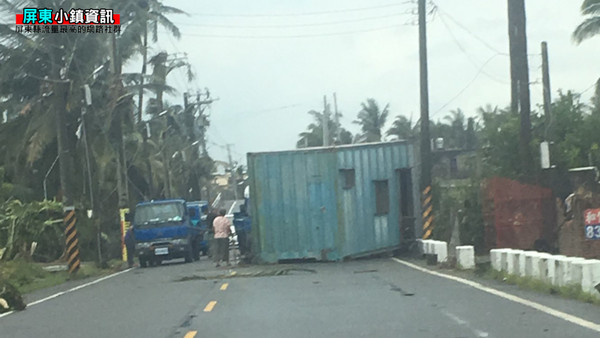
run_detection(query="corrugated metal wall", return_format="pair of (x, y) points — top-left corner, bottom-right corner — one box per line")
(248, 141), (414, 262)
(336, 143), (411, 257)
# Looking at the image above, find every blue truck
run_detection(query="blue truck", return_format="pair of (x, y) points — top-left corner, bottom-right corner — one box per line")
(186, 200), (210, 256)
(132, 199), (205, 267)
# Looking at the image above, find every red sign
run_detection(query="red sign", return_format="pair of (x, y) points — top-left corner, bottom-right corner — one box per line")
(16, 9), (120, 25)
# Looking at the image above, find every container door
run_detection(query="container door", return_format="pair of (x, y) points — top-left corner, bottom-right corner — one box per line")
(308, 182), (335, 258)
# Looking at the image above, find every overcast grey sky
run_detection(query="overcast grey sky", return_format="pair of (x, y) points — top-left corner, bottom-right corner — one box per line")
(145, 0), (599, 165)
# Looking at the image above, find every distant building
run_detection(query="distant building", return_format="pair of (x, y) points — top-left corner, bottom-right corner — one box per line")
(432, 148), (479, 180)
(212, 160), (230, 187)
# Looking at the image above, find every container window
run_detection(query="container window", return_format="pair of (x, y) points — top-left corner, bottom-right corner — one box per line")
(374, 180), (389, 215)
(340, 169), (355, 189)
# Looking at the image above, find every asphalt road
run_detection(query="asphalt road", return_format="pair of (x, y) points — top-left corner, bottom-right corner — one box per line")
(2, 257), (600, 338)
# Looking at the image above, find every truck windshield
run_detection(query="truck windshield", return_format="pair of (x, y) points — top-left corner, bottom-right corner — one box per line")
(134, 203), (185, 228)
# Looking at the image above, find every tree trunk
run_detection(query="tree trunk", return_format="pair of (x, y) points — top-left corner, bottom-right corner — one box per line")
(137, 22), (148, 124)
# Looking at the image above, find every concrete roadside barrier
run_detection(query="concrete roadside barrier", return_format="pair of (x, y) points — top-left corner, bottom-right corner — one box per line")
(524, 251), (547, 278)
(507, 250), (524, 275)
(456, 245), (475, 270)
(546, 255), (568, 286)
(486, 249), (600, 298)
(518, 251), (536, 277)
(490, 249), (503, 271)
(556, 257), (585, 287)
(500, 249), (514, 272)
(580, 260), (600, 295)
(537, 253), (552, 281)
(424, 240), (434, 255)
(433, 241), (448, 263)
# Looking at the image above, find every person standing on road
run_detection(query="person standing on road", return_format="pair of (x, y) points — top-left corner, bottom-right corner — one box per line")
(213, 209), (232, 267)
(206, 208), (218, 259)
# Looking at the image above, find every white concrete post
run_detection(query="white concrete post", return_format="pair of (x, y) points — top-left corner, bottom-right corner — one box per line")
(537, 253), (553, 282)
(557, 257), (585, 287)
(546, 255), (567, 286)
(434, 241), (448, 263)
(580, 260), (600, 295)
(456, 245), (475, 270)
(500, 249), (511, 272)
(490, 249), (502, 271)
(507, 250), (524, 275)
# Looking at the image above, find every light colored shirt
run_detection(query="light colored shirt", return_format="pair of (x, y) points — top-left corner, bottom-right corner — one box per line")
(213, 216), (231, 239)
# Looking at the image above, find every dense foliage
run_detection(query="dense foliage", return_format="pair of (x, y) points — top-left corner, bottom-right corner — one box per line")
(0, 0), (214, 264)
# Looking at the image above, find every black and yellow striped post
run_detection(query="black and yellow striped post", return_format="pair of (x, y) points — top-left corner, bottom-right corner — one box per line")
(422, 186), (434, 239)
(64, 206), (81, 274)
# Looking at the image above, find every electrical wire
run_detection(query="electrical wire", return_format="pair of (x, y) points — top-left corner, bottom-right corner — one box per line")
(438, 12), (509, 85)
(431, 53), (504, 119)
(180, 24), (412, 39)
(176, 12), (412, 29)
(187, 2), (414, 18)
(581, 81), (598, 95)
(433, 4), (508, 57)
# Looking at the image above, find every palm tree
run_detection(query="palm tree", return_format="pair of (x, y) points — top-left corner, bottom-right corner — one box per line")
(387, 115), (415, 141)
(147, 52), (194, 115)
(297, 110), (353, 148)
(354, 99), (389, 143)
(444, 108), (466, 149)
(0, 0), (200, 263)
(134, 0), (186, 123)
(573, 0), (600, 44)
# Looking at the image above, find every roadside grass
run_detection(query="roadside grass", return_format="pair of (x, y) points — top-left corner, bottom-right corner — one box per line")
(0, 259), (124, 294)
(480, 265), (600, 306)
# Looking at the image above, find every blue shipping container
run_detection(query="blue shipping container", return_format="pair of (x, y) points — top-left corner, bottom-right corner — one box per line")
(248, 141), (417, 263)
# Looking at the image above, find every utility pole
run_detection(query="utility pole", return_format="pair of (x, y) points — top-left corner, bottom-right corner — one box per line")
(137, 21), (148, 124)
(507, 0), (532, 177)
(333, 92), (340, 144)
(81, 85), (102, 265)
(109, 32), (129, 208)
(323, 95), (330, 147)
(226, 144), (238, 200)
(418, 0), (433, 240)
(188, 89), (218, 156)
(50, 49), (81, 274)
(541, 41), (552, 140)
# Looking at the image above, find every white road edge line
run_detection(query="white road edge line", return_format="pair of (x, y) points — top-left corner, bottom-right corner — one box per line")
(391, 258), (600, 333)
(0, 268), (133, 319)
(227, 200), (237, 217)
(440, 309), (489, 337)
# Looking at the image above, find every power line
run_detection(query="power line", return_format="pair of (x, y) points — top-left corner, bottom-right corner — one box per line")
(177, 12), (412, 29)
(581, 81), (598, 95)
(187, 2), (414, 18)
(437, 12), (509, 85)
(431, 53), (504, 119)
(434, 4), (508, 56)
(180, 24), (413, 39)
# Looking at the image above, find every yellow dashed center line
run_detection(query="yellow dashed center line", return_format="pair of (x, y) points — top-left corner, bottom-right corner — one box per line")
(204, 300), (217, 312)
(220, 283), (229, 291)
(184, 331), (197, 338)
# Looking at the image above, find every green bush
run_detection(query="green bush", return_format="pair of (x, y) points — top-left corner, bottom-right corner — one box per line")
(0, 200), (63, 262)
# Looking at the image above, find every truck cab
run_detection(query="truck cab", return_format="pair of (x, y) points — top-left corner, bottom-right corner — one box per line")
(132, 199), (203, 267)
